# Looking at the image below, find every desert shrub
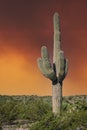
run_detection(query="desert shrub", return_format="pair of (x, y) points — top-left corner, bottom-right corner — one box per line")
(0, 95), (87, 129)
(31, 111), (87, 130)
(23, 98), (51, 122)
(0, 98), (19, 124)
(0, 95), (51, 125)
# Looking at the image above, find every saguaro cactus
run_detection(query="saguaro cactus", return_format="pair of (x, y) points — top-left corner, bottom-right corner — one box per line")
(37, 13), (68, 114)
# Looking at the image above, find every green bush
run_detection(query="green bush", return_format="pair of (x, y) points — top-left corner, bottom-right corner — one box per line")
(0, 98), (19, 124)
(0, 95), (51, 124)
(23, 98), (51, 122)
(0, 95), (87, 130)
(31, 111), (87, 130)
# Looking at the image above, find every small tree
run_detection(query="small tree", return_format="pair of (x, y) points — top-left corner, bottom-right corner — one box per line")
(37, 13), (68, 115)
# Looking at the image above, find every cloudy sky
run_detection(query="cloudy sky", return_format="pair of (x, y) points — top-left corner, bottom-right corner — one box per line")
(0, 0), (87, 96)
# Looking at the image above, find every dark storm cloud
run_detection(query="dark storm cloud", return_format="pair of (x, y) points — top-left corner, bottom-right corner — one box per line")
(0, 0), (52, 51)
(0, 0), (58, 54)
(0, 0), (87, 56)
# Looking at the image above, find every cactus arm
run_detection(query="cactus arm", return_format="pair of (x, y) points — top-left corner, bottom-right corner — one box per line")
(65, 59), (68, 76)
(37, 58), (45, 74)
(37, 46), (56, 81)
(58, 51), (65, 82)
(58, 51), (65, 76)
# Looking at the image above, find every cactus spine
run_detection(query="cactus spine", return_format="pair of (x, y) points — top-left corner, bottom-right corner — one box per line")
(37, 13), (68, 114)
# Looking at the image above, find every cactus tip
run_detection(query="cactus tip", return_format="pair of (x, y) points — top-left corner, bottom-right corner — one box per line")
(41, 46), (47, 50)
(53, 12), (59, 18)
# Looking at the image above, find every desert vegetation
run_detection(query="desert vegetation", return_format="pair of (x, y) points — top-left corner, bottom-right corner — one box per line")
(0, 95), (87, 129)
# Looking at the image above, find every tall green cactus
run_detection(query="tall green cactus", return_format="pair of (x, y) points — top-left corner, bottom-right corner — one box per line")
(37, 12), (68, 114)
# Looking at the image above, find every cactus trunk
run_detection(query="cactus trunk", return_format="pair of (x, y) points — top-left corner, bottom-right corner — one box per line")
(52, 13), (62, 114)
(37, 12), (68, 115)
(52, 83), (62, 114)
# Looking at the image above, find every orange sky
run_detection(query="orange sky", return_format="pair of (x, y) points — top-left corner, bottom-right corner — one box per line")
(0, 0), (87, 96)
